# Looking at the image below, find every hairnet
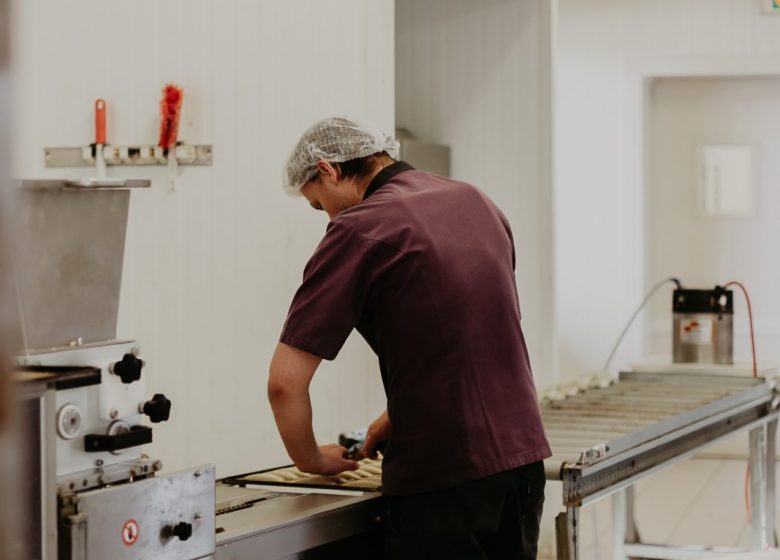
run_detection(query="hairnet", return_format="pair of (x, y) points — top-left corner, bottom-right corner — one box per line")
(283, 117), (400, 195)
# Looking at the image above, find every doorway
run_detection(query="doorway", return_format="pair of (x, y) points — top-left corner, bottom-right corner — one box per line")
(646, 76), (780, 367)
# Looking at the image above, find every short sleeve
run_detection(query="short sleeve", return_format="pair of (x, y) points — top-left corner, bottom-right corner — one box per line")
(494, 207), (516, 271)
(280, 221), (376, 360)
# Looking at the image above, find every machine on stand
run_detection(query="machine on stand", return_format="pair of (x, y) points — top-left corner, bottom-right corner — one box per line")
(11, 180), (215, 560)
(547, 279), (778, 560)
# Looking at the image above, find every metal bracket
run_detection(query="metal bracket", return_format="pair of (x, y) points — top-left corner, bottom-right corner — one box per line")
(44, 144), (213, 167)
(57, 456), (162, 496)
(580, 443), (609, 465)
(21, 178), (151, 190)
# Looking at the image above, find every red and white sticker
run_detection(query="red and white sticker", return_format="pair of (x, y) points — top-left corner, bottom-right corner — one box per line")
(680, 319), (714, 345)
(122, 519), (140, 546)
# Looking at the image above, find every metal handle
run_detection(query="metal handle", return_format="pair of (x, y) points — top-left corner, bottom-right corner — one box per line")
(95, 99), (106, 145)
(84, 425), (152, 452)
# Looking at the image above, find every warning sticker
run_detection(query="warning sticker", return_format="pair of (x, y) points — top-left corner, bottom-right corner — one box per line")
(122, 519), (140, 546)
(680, 319), (714, 345)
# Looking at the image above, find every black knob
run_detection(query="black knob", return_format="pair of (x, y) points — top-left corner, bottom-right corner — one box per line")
(142, 394), (172, 423)
(111, 353), (144, 384)
(171, 522), (192, 541)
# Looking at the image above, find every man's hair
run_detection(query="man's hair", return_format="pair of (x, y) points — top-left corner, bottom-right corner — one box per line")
(334, 151), (393, 183)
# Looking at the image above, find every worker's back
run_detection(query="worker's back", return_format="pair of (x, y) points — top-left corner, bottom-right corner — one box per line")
(328, 167), (551, 495)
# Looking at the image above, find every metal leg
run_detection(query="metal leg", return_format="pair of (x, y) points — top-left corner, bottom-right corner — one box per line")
(613, 486), (640, 560)
(749, 425), (768, 550)
(556, 507), (579, 560)
(625, 485), (640, 543)
(766, 419), (777, 548)
(613, 490), (627, 560)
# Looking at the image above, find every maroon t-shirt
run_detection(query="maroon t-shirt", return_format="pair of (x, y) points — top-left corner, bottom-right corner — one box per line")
(280, 162), (551, 495)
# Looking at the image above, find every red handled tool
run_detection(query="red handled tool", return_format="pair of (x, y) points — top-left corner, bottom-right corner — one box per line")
(95, 99), (107, 178)
(158, 84), (184, 190)
(95, 99), (106, 145)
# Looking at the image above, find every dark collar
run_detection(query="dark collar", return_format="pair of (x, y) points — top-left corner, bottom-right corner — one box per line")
(363, 161), (415, 200)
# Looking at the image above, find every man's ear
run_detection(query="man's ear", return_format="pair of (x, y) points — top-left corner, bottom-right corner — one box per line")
(316, 160), (340, 184)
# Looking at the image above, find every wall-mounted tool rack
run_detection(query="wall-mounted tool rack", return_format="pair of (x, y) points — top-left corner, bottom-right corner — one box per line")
(44, 144), (213, 168)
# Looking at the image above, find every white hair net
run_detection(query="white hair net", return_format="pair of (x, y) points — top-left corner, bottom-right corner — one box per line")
(283, 117), (400, 196)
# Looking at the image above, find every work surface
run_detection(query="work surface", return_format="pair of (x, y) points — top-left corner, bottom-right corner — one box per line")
(214, 371), (777, 559)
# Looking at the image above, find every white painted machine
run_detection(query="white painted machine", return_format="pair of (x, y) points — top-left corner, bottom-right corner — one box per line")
(11, 181), (215, 560)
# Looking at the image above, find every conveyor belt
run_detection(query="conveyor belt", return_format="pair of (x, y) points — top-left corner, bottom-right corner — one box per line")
(542, 371), (776, 505)
(548, 370), (779, 559)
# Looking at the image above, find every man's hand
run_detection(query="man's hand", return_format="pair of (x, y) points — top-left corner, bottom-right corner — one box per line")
(304, 443), (359, 476)
(363, 409), (391, 459)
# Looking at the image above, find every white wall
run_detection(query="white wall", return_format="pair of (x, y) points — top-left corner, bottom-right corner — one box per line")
(648, 76), (780, 365)
(12, 0), (393, 476)
(395, 0), (556, 384)
(556, 0), (780, 376)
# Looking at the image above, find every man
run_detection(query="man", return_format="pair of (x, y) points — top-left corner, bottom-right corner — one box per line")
(268, 117), (550, 558)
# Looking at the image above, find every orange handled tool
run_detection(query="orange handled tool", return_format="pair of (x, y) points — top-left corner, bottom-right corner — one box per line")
(95, 99), (106, 145)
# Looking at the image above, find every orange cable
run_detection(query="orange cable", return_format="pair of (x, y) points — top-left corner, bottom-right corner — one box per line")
(744, 462), (752, 522)
(724, 281), (758, 378)
(726, 281), (758, 521)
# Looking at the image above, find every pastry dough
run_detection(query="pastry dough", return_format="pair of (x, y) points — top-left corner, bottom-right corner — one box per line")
(241, 457), (383, 491)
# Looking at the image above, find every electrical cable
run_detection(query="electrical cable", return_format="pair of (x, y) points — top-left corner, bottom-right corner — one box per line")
(724, 281), (759, 521)
(603, 277), (682, 372)
(745, 463), (752, 523)
(604, 278), (758, 521)
(723, 281), (758, 378)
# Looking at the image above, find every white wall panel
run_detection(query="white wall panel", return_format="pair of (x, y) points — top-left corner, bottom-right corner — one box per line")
(556, 0), (780, 376)
(12, 0), (393, 476)
(396, 0), (556, 384)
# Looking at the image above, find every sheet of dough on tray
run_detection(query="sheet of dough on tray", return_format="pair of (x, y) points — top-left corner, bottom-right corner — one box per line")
(242, 457), (383, 491)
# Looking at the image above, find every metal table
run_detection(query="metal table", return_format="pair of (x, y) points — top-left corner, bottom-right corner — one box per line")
(213, 484), (381, 559)
(544, 371), (778, 560)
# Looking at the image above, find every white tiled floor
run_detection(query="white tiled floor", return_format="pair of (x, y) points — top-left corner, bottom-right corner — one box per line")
(560, 458), (778, 559)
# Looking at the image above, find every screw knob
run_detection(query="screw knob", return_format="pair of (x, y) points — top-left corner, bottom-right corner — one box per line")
(111, 353), (144, 384)
(171, 521), (192, 541)
(142, 394), (172, 423)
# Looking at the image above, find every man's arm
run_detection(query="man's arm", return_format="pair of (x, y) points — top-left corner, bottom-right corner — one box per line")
(363, 409), (391, 459)
(267, 342), (358, 475)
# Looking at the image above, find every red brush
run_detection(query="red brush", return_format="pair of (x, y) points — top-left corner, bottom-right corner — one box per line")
(159, 83), (184, 149)
(159, 83), (183, 191)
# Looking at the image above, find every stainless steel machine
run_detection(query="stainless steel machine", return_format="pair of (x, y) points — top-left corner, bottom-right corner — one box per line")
(11, 180), (215, 560)
(673, 286), (734, 364)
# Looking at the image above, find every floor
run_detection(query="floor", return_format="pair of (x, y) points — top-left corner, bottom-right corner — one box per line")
(544, 458), (779, 559)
